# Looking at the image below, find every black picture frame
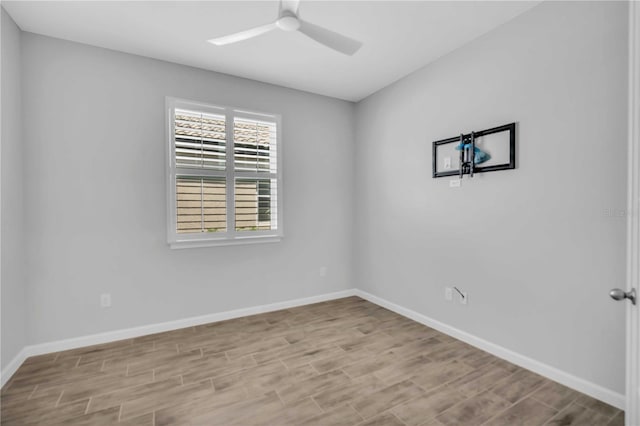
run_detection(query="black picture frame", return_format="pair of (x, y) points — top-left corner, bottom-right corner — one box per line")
(432, 122), (516, 178)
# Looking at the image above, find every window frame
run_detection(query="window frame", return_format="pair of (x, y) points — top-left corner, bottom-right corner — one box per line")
(166, 97), (283, 249)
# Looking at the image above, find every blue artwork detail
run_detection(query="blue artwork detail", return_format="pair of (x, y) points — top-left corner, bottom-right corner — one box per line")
(455, 143), (491, 164)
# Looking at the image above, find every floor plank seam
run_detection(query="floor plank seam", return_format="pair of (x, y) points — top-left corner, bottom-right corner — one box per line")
(531, 394), (570, 411)
(346, 401), (365, 422)
(308, 362), (322, 375)
(389, 410), (408, 425)
(309, 395), (325, 413)
(55, 390), (64, 407)
(27, 384), (38, 400)
(278, 359), (290, 371)
(494, 377), (546, 408)
(274, 388), (286, 407)
(607, 410), (623, 422)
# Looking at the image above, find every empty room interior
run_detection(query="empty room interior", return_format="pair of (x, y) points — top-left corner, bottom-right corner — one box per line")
(1, 0), (639, 425)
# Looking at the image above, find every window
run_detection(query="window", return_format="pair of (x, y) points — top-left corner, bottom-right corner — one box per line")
(166, 98), (282, 248)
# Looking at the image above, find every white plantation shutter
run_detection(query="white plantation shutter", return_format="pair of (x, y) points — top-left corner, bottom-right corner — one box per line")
(235, 178), (276, 232)
(233, 117), (278, 232)
(176, 177), (226, 233)
(174, 109), (226, 170)
(233, 117), (276, 173)
(167, 98), (282, 247)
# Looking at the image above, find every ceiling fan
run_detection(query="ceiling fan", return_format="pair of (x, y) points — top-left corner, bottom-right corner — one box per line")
(207, 0), (363, 56)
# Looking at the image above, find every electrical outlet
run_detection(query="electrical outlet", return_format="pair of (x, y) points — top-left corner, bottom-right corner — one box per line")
(449, 179), (461, 188)
(444, 157), (452, 170)
(444, 287), (453, 302)
(100, 293), (111, 308)
(319, 266), (327, 277)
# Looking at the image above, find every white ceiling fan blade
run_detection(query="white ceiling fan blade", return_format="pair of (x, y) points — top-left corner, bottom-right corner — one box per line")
(208, 22), (277, 46)
(298, 19), (362, 56)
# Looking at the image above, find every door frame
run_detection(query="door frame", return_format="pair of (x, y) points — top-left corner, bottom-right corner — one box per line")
(626, 1), (640, 424)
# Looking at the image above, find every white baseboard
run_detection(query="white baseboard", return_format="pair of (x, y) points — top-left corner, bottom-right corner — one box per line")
(1, 288), (357, 388)
(0, 347), (29, 388)
(2, 287), (625, 411)
(354, 289), (625, 410)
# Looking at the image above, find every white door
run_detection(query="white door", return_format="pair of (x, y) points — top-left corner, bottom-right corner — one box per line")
(623, 2), (640, 424)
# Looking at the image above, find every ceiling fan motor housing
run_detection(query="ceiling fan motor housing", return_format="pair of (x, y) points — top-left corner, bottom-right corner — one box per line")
(276, 12), (300, 32)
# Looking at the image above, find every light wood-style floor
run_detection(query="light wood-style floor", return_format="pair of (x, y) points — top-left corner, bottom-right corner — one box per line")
(1, 297), (624, 425)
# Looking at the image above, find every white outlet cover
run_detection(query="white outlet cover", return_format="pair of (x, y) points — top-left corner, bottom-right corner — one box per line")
(100, 293), (111, 308)
(449, 179), (461, 188)
(444, 287), (453, 302)
(444, 157), (452, 170)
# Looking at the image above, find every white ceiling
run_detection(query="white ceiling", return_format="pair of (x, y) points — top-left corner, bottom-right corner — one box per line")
(4, 1), (540, 102)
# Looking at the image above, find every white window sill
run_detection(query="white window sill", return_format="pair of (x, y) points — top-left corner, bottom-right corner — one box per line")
(169, 235), (282, 249)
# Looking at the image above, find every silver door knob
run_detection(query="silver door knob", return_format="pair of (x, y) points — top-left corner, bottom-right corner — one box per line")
(609, 288), (637, 305)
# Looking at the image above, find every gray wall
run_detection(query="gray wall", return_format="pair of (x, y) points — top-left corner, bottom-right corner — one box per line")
(354, 1), (628, 394)
(21, 33), (356, 344)
(4, 0), (629, 398)
(1, 8), (27, 372)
